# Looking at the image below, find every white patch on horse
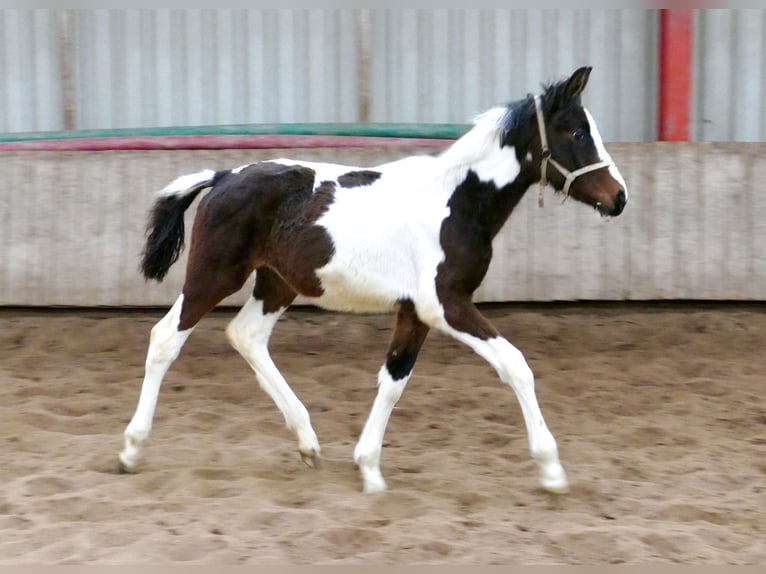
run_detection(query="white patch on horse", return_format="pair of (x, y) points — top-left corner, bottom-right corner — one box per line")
(157, 169), (217, 198)
(308, 158), (450, 314)
(584, 108), (628, 199)
(472, 145), (521, 188)
(272, 158), (358, 191)
(439, 106), (521, 189)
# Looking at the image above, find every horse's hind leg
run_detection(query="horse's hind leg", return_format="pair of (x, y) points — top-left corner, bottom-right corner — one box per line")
(225, 267), (321, 467)
(119, 256), (252, 473)
(354, 300), (430, 493)
(118, 294), (194, 472)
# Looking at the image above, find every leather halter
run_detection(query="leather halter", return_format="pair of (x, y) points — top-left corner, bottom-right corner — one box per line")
(534, 95), (612, 197)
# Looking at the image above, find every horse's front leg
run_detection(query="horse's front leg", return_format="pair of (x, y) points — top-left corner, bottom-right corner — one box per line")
(438, 297), (568, 493)
(354, 300), (430, 493)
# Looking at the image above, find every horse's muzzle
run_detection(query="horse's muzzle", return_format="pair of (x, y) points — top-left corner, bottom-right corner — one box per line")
(611, 190), (627, 216)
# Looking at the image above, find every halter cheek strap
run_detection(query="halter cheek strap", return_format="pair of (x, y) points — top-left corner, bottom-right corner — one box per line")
(534, 95), (612, 198)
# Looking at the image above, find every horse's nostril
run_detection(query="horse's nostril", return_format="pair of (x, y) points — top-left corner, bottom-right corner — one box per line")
(612, 190), (627, 216)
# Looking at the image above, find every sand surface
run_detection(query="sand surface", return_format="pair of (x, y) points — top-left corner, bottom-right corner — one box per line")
(1, 303), (764, 564)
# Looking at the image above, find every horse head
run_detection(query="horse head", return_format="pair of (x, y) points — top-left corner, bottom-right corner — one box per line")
(502, 66), (628, 217)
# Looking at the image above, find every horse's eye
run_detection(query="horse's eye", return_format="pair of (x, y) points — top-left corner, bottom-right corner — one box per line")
(572, 129), (586, 142)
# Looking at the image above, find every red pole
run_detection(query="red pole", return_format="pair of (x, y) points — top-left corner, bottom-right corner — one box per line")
(658, 9), (693, 141)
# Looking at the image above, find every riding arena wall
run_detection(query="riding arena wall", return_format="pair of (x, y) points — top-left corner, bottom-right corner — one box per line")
(1, 140), (765, 307)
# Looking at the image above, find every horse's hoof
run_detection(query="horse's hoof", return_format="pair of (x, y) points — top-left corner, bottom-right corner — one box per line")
(539, 471), (569, 494)
(362, 480), (387, 495)
(300, 450), (321, 469)
(541, 481), (569, 495)
(117, 460), (133, 474)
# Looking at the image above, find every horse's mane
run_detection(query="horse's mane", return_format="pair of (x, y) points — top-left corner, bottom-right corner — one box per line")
(439, 106), (509, 168)
(436, 96), (530, 186)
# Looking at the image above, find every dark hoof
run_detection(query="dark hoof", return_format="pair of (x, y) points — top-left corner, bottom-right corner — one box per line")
(117, 461), (133, 475)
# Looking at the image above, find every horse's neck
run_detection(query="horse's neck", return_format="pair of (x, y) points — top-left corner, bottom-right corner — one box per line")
(437, 138), (536, 239)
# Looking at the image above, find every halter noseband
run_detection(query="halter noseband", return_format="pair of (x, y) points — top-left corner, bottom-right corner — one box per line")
(534, 95), (612, 197)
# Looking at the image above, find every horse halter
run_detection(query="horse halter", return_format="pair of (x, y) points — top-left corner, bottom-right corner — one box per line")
(533, 95), (612, 198)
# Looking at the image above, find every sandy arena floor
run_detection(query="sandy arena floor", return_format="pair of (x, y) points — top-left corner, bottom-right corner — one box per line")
(0, 303), (764, 564)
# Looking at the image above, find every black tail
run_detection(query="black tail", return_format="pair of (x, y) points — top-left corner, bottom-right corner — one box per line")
(140, 169), (224, 281)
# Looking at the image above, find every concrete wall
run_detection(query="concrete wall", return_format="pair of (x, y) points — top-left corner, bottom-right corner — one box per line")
(2, 143), (765, 308)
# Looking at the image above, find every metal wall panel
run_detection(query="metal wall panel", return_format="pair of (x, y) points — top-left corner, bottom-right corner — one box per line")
(0, 10), (62, 133)
(5, 9), (766, 140)
(2, 143), (764, 307)
(693, 9), (766, 141)
(368, 9), (658, 142)
(1, 9), (657, 140)
(70, 9), (360, 129)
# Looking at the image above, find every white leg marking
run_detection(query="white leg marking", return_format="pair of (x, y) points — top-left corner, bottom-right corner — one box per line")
(442, 327), (568, 493)
(354, 365), (409, 493)
(120, 295), (193, 471)
(226, 297), (319, 461)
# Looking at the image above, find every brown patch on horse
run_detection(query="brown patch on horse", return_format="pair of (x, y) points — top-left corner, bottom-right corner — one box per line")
(252, 267), (298, 314)
(385, 300), (430, 380)
(265, 179), (337, 298)
(435, 169), (533, 342)
(337, 170), (381, 188)
(178, 162), (335, 329)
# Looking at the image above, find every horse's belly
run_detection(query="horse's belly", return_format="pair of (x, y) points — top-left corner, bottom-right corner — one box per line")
(312, 258), (415, 314)
(310, 289), (398, 314)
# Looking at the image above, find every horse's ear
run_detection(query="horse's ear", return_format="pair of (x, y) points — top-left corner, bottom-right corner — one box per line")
(563, 66), (592, 101)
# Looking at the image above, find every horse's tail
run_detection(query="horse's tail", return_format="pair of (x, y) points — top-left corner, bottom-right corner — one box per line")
(141, 168), (225, 282)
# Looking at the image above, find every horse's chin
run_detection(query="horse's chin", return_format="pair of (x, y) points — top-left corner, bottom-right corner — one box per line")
(567, 196), (613, 218)
(595, 202), (612, 218)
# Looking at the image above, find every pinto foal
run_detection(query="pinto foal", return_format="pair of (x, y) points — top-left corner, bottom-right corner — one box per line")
(119, 67), (627, 494)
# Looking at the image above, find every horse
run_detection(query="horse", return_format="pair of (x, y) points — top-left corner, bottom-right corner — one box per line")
(118, 66), (627, 495)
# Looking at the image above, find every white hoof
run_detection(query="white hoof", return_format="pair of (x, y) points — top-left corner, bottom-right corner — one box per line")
(539, 463), (569, 494)
(118, 446), (140, 473)
(355, 452), (387, 494)
(119, 427), (147, 473)
(361, 473), (387, 494)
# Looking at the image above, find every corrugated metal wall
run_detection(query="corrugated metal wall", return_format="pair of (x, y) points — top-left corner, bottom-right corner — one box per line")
(5, 9), (766, 141)
(693, 9), (766, 141)
(70, 9), (361, 128)
(0, 10), (62, 132)
(2, 8), (656, 141)
(368, 9), (657, 143)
